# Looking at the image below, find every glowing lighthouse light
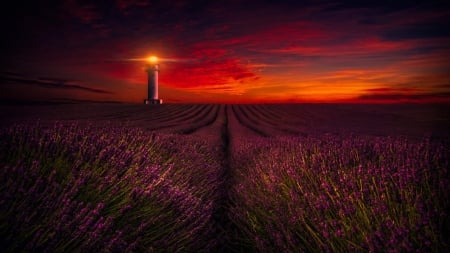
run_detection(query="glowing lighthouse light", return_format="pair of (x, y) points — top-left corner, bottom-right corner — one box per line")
(144, 55), (162, 104)
(147, 56), (158, 64)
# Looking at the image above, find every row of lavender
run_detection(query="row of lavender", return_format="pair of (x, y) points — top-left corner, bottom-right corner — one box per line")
(229, 135), (449, 252)
(0, 122), (222, 252)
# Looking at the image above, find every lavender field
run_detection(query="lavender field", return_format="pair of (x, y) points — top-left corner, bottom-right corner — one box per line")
(0, 103), (449, 252)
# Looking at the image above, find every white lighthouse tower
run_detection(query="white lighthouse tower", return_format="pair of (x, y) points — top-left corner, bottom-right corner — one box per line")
(144, 56), (162, 104)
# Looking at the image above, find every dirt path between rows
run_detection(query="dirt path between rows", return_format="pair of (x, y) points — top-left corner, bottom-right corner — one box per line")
(211, 105), (237, 252)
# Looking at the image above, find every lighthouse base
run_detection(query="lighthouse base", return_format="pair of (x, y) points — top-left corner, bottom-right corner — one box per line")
(144, 99), (163, 105)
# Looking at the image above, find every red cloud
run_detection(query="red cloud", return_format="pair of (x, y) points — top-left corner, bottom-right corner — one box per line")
(161, 58), (257, 89)
(263, 36), (418, 57)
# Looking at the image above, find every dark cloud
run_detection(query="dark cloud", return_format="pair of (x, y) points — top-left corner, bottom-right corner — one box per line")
(364, 87), (421, 93)
(433, 84), (450, 89)
(0, 73), (113, 94)
(359, 92), (450, 101)
(359, 87), (450, 102)
(382, 22), (450, 41)
(115, 0), (150, 12)
(64, 0), (101, 24)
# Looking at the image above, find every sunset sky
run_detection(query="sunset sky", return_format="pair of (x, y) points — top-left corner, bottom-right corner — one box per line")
(1, 0), (449, 103)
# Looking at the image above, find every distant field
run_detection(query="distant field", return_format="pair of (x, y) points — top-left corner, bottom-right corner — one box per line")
(1, 103), (449, 252)
(1, 103), (449, 137)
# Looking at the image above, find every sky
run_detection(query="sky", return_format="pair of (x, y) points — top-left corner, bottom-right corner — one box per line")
(1, 0), (449, 103)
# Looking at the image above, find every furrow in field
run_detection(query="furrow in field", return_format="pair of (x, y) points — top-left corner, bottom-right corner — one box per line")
(260, 104), (294, 122)
(258, 104), (284, 121)
(155, 104), (200, 119)
(211, 105), (241, 252)
(160, 104), (212, 133)
(238, 105), (275, 135)
(251, 104), (290, 126)
(245, 105), (291, 135)
(181, 104), (216, 128)
(161, 104), (210, 128)
(166, 104), (207, 122)
(265, 104), (314, 125)
(143, 104), (206, 131)
(127, 104), (195, 127)
(180, 104), (220, 134)
(126, 104), (186, 121)
(99, 104), (162, 120)
(230, 105), (268, 137)
(250, 105), (306, 136)
(236, 105), (274, 137)
(102, 104), (183, 129)
(188, 105), (225, 142)
(264, 104), (319, 131)
(142, 104), (197, 122)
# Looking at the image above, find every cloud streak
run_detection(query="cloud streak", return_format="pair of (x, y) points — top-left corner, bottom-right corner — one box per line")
(358, 87), (450, 102)
(0, 73), (113, 94)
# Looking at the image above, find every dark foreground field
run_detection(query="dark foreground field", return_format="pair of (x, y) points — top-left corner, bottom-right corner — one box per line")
(1, 103), (449, 252)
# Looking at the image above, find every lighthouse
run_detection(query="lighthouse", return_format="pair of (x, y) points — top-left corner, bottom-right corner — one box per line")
(144, 56), (162, 104)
